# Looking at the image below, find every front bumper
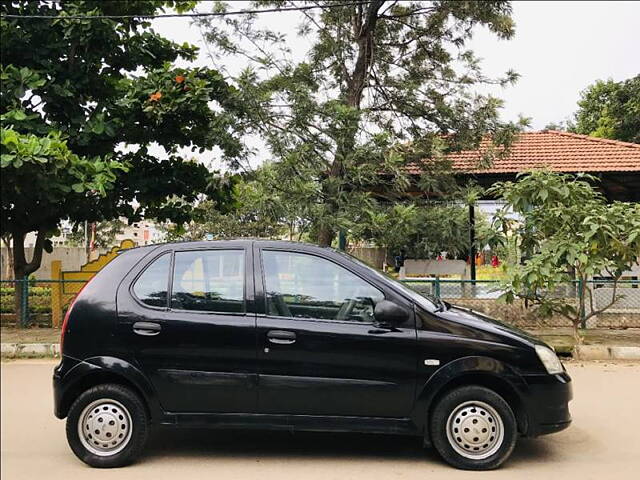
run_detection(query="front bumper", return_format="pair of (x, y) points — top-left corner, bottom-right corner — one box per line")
(522, 371), (573, 437)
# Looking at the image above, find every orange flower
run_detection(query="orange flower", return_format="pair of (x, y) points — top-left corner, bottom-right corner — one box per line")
(149, 91), (162, 102)
(175, 75), (185, 84)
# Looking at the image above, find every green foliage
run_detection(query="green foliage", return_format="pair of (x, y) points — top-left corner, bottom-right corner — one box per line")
(65, 219), (127, 250)
(165, 164), (312, 241)
(1, 128), (124, 236)
(0, 285), (51, 314)
(198, 0), (525, 245)
(353, 201), (491, 260)
(489, 170), (640, 340)
(570, 75), (640, 143)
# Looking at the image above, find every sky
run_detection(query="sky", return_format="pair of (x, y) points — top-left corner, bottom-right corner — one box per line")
(151, 1), (640, 168)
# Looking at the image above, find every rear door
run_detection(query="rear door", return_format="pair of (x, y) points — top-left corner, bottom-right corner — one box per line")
(254, 246), (417, 418)
(117, 244), (257, 414)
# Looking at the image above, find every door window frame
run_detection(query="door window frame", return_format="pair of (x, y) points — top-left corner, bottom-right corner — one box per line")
(257, 248), (386, 325)
(129, 246), (253, 317)
(130, 251), (173, 311)
(169, 247), (248, 316)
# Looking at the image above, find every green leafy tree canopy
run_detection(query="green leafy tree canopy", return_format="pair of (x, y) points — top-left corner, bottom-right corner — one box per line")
(570, 75), (640, 143)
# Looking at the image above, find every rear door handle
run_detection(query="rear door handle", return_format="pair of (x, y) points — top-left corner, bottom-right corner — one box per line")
(133, 321), (161, 336)
(267, 330), (296, 345)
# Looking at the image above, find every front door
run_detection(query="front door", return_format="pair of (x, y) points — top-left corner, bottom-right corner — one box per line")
(255, 248), (417, 418)
(118, 246), (257, 414)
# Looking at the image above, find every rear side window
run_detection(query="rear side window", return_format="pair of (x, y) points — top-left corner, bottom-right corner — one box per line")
(171, 250), (245, 313)
(133, 254), (171, 307)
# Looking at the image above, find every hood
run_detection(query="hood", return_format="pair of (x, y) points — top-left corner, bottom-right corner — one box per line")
(435, 303), (548, 349)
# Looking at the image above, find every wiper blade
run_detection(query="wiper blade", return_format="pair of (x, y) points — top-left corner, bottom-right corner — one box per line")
(434, 297), (447, 312)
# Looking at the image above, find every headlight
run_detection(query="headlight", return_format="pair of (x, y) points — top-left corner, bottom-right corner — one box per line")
(535, 345), (564, 375)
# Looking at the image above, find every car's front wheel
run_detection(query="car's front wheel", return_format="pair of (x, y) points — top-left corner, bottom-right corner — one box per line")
(66, 383), (148, 468)
(430, 385), (517, 470)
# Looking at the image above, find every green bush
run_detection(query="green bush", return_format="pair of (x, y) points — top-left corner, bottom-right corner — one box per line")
(0, 286), (50, 296)
(0, 287), (52, 313)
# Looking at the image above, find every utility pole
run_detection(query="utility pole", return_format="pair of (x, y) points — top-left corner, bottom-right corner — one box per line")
(84, 220), (89, 262)
(469, 204), (476, 282)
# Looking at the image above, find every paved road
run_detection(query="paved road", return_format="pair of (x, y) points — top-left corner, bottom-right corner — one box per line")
(2, 360), (639, 480)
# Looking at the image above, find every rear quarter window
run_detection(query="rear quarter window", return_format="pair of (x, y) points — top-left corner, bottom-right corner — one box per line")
(132, 253), (171, 308)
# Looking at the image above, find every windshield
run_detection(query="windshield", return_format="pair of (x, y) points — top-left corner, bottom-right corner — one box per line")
(336, 250), (439, 312)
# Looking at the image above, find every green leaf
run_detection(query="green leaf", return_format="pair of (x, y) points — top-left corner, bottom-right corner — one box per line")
(0, 154), (15, 167)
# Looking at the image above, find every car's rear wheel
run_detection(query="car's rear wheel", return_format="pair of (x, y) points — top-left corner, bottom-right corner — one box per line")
(66, 383), (148, 468)
(430, 385), (517, 470)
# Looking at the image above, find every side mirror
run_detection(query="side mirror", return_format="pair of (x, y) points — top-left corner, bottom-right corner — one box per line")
(374, 300), (409, 325)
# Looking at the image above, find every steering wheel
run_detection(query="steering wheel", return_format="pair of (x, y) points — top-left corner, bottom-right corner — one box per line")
(336, 298), (358, 321)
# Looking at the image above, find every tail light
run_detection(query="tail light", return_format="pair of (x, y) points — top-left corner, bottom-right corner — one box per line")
(60, 276), (94, 355)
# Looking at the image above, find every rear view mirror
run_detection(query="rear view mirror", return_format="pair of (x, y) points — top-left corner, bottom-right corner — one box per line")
(374, 300), (409, 325)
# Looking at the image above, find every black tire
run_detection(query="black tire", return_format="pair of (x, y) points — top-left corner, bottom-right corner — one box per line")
(66, 383), (149, 468)
(429, 385), (517, 470)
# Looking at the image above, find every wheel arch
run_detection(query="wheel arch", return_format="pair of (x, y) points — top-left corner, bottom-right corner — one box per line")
(413, 356), (530, 446)
(58, 356), (162, 422)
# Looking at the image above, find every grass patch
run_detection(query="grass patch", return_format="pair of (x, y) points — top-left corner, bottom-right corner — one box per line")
(0, 327), (60, 344)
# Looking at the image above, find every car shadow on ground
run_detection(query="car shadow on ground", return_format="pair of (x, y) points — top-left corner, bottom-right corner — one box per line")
(143, 428), (561, 466)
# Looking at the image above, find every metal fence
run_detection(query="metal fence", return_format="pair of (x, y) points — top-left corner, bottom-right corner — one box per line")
(1, 277), (639, 329)
(402, 278), (640, 328)
(0, 278), (87, 327)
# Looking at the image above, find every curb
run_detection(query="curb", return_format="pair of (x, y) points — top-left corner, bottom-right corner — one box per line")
(1, 343), (60, 358)
(573, 345), (640, 361)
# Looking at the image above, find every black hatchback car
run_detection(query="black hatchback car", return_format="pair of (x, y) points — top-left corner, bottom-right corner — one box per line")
(53, 240), (571, 470)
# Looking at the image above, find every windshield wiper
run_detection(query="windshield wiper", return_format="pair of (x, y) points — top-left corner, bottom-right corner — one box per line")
(434, 297), (448, 312)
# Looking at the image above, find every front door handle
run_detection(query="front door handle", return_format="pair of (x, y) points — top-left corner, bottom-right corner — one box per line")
(267, 330), (296, 345)
(133, 321), (161, 336)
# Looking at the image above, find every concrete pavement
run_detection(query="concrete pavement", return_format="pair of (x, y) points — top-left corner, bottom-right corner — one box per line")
(2, 359), (639, 479)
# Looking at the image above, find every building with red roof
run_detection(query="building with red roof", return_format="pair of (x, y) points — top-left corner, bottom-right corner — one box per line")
(408, 130), (640, 201)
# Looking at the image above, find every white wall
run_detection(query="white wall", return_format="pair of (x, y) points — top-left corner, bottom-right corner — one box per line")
(1, 247), (91, 280)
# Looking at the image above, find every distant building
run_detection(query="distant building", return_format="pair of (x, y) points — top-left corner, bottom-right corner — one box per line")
(114, 220), (165, 246)
(22, 218), (166, 249)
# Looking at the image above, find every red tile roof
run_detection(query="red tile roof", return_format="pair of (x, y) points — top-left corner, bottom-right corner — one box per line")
(409, 130), (640, 174)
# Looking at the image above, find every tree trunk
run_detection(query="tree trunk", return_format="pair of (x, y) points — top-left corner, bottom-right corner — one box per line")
(316, 2), (384, 249)
(1, 234), (13, 279)
(317, 227), (334, 247)
(11, 230), (47, 327)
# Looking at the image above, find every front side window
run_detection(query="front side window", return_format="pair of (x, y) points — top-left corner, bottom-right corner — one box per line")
(171, 250), (245, 313)
(133, 254), (171, 307)
(262, 251), (384, 322)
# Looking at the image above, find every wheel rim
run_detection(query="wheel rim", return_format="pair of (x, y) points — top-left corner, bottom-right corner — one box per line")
(445, 400), (505, 460)
(77, 398), (133, 457)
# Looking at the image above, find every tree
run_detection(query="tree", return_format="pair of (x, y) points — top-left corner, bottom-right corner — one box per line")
(1, 1), (245, 286)
(165, 163), (313, 241)
(570, 75), (640, 143)
(353, 199), (492, 263)
(66, 219), (127, 251)
(198, 0), (524, 246)
(1, 127), (123, 312)
(543, 121), (567, 131)
(489, 170), (640, 342)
